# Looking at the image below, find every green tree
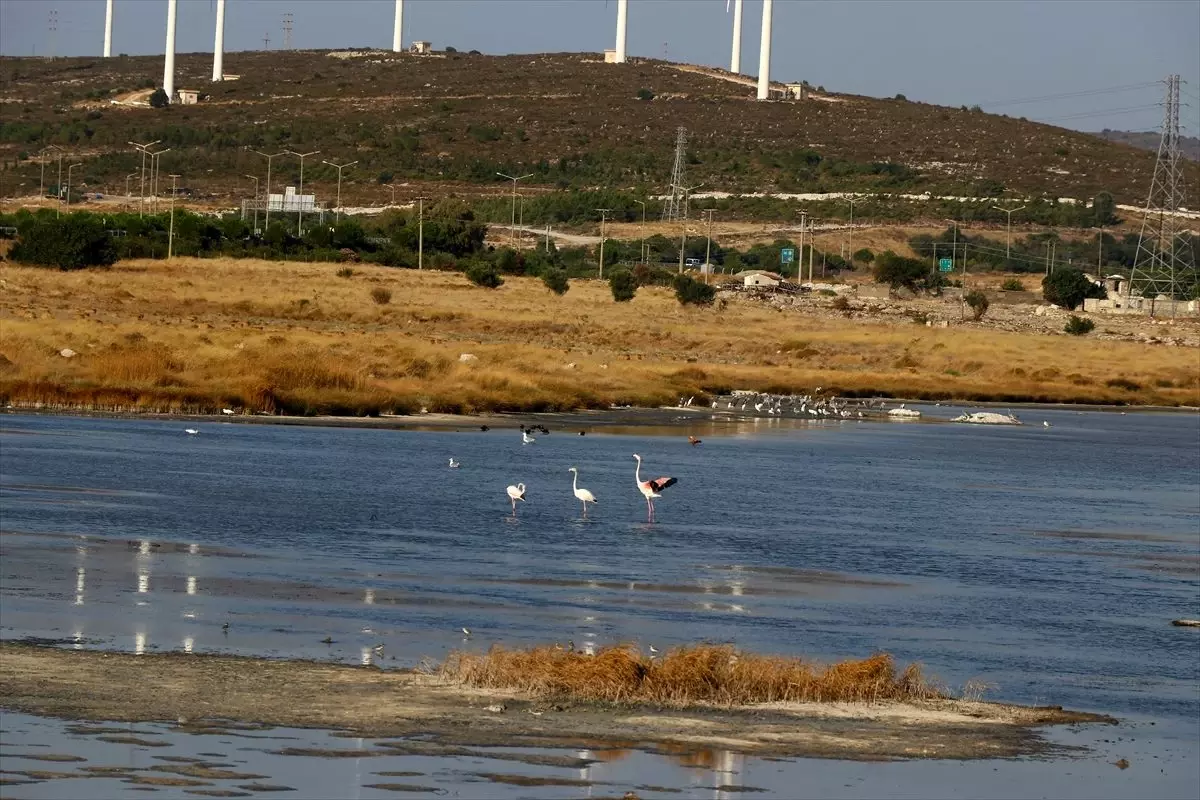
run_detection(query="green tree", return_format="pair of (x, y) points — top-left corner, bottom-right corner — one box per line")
(609, 269), (637, 302)
(1064, 315), (1096, 335)
(149, 88), (169, 108)
(964, 289), (990, 320)
(673, 274), (716, 306)
(542, 267), (569, 295)
(1043, 268), (1103, 310)
(10, 215), (117, 270)
(1092, 192), (1117, 226)
(465, 260), (503, 288)
(873, 251), (928, 292)
(852, 247), (875, 264)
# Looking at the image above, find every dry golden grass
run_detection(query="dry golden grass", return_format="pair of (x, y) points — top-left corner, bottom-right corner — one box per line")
(438, 643), (940, 707)
(0, 257), (1196, 414)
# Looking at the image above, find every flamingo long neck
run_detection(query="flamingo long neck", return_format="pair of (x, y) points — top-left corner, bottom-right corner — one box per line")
(572, 470), (579, 492)
(635, 458), (642, 485)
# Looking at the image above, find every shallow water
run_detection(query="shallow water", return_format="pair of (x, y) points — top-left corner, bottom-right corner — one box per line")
(1, 408), (1198, 798)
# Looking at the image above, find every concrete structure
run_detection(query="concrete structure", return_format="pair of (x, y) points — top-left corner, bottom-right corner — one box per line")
(756, 0), (773, 100)
(785, 83), (807, 100)
(614, 0), (628, 64)
(176, 89), (201, 105)
(392, 0), (404, 53)
(730, 0), (743, 73)
(737, 270), (782, 287)
(409, 40), (432, 55)
(103, 0), (113, 58)
(212, 0), (226, 82)
(603, 49), (619, 64)
(163, 0), (178, 103)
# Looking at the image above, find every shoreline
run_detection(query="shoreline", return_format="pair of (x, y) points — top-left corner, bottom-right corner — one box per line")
(0, 643), (1114, 761)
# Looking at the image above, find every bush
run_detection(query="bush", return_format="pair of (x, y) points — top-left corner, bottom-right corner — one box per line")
(873, 251), (929, 292)
(609, 269), (637, 302)
(336, 267), (354, 278)
(636, 88), (655, 101)
(852, 248), (875, 264)
(1043, 268), (1104, 310)
(149, 88), (169, 108)
(831, 295), (851, 311)
(964, 290), (989, 321)
(10, 215), (117, 270)
(465, 260), (504, 288)
(1000, 278), (1025, 291)
(370, 287), (392, 305)
(894, 93), (907, 101)
(673, 274), (716, 306)
(542, 267), (569, 295)
(1064, 315), (1095, 336)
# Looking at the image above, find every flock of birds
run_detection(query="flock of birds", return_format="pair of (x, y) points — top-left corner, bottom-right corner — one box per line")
(501, 450), (677, 522)
(696, 391), (883, 419)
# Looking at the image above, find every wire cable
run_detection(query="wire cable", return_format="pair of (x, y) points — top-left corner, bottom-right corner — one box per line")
(980, 81), (1163, 109)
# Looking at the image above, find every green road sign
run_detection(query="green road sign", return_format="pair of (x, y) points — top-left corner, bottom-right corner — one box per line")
(781, 247), (796, 264)
(938, 257), (953, 272)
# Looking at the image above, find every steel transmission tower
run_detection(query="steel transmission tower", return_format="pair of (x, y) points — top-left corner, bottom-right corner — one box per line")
(662, 127), (688, 222)
(1127, 75), (1195, 310)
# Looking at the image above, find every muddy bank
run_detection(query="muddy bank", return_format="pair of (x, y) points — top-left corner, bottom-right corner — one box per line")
(0, 643), (1113, 762)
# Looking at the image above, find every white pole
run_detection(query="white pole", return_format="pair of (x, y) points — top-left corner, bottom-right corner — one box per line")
(212, 0), (226, 82)
(756, 0), (773, 100)
(163, 0), (178, 102)
(730, 0), (743, 73)
(392, 0), (403, 52)
(103, 0), (114, 58)
(615, 0), (628, 64)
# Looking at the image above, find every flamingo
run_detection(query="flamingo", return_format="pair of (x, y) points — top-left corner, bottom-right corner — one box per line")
(688, 435), (702, 446)
(448, 458), (460, 468)
(506, 483), (526, 515)
(633, 454), (677, 522)
(568, 467), (597, 517)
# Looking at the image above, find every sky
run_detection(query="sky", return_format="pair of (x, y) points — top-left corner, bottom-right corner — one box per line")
(1, 0), (1197, 133)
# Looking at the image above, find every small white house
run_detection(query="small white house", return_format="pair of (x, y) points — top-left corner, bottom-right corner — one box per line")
(410, 41), (432, 55)
(737, 270), (782, 288)
(603, 49), (619, 64)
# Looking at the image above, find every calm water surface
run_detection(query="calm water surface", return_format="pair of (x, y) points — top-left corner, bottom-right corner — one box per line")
(1, 408), (1198, 798)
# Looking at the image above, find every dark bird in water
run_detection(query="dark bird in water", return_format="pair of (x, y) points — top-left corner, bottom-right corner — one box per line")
(578, 431), (586, 436)
(480, 425), (490, 432)
(222, 623), (230, 634)
(320, 636), (333, 644)
(688, 436), (702, 446)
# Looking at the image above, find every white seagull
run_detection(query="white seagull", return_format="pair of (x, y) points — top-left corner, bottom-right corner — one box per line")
(448, 458), (460, 468)
(568, 467), (597, 517)
(184, 428), (199, 435)
(221, 408), (235, 415)
(521, 429), (536, 445)
(506, 483), (526, 515)
(1043, 421), (1051, 428)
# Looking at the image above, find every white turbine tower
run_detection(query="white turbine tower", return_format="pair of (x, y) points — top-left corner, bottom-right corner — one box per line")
(614, 0), (628, 64)
(756, 0), (773, 100)
(103, 0), (114, 58)
(392, 0), (404, 52)
(729, 0), (743, 73)
(163, 0), (178, 103)
(212, 0), (226, 82)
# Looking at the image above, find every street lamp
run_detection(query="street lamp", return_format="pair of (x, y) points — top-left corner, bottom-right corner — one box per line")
(148, 148), (170, 212)
(125, 172), (139, 209)
(249, 149), (286, 229)
(634, 199), (648, 264)
(496, 172), (534, 247)
(64, 163), (83, 212)
(797, 208), (808, 282)
(846, 196), (857, 265)
(414, 195), (428, 270)
(943, 218), (960, 276)
(128, 139), (160, 217)
(991, 203), (1026, 263)
(322, 159), (358, 223)
(244, 174), (260, 233)
(167, 174), (181, 259)
(285, 150), (320, 237)
(703, 209), (716, 284)
(388, 184), (397, 206)
(596, 208), (611, 279)
(40, 144), (64, 201)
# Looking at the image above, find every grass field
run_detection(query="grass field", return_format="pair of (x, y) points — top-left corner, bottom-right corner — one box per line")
(0, 257), (1197, 414)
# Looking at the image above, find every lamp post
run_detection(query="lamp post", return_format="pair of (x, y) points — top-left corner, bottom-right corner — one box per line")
(634, 199), (647, 264)
(846, 196), (857, 265)
(807, 216), (817, 283)
(388, 184), (397, 206)
(991, 203), (1026, 263)
(167, 174), (181, 259)
(128, 140), (160, 217)
(285, 150), (320, 237)
(244, 174), (260, 233)
(322, 160), (358, 223)
(125, 172), (139, 210)
(148, 148), (170, 213)
(414, 196), (428, 269)
(797, 209), (808, 282)
(944, 218), (960, 277)
(496, 172), (534, 246)
(596, 208), (611, 279)
(65, 163), (83, 210)
(249, 149), (286, 230)
(39, 144), (64, 200)
(703, 208), (715, 283)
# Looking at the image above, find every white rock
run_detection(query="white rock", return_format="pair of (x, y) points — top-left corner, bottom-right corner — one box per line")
(59, 348), (77, 358)
(458, 353), (478, 363)
(485, 703), (507, 713)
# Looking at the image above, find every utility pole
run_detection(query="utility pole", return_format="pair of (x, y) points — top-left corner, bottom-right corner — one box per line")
(808, 216), (816, 283)
(1097, 225), (1104, 273)
(244, 174), (260, 233)
(322, 160), (358, 224)
(846, 197), (856, 266)
(250, 149), (286, 229)
(496, 172), (533, 247)
(992, 203), (1026, 263)
(168, 174), (181, 258)
(65, 163), (82, 211)
(674, 183), (703, 272)
(282, 12), (293, 50)
(596, 208), (611, 279)
(125, 172), (138, 210)
(128, 140), (159, 218)
(703, 209), (715, 284)
(388, 184), (397, 206)
(286, 150), (320, 237)
(415, 196), (427, 269)
(634, 199), (647, 264)
(797, 209), (807, 282)
(149, 148), (171, 213)
(944, 218), (959, 277)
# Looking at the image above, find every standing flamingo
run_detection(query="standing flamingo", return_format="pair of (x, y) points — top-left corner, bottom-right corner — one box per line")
(506, 483), (526, 515)
(633, 454), (677, 522)
(568, 467), (597, 517)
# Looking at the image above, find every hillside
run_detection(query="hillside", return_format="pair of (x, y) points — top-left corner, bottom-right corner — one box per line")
(1094, 129), (1200, 161)
(2, 50), (1197, 208)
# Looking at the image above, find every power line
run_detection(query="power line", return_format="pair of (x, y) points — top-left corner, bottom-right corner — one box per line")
(980, 81), (1163, 109)
(1039, 103), (1163, 123)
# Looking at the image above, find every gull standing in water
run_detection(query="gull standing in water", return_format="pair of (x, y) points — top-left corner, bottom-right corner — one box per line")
(448, 458), (460, 468)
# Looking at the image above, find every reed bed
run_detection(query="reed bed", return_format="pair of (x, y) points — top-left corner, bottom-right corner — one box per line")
(438, 644), (942, 707)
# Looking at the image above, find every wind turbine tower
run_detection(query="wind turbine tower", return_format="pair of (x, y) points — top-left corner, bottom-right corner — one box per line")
(614, 0), (628, 63)
(103, 0), (114, 58)
(756, 0), (773, 100)
(212, 0), (226, 82)
(393, 0), (404, 52)
(163, 0), (178, 102)
(729, 0), (743, 73)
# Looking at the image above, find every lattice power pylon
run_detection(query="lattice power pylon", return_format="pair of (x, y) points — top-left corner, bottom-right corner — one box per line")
(1127, 74), (1195, 312)
(661, 127), (688, 222)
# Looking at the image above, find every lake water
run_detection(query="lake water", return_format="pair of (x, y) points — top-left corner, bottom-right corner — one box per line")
(1, 408), (1198, 798)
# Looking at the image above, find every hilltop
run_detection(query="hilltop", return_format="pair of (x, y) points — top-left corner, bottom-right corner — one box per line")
(2, 50), (1196, 208)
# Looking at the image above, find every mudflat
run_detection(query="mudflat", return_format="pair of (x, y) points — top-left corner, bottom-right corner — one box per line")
(0, 643), (1112, 761)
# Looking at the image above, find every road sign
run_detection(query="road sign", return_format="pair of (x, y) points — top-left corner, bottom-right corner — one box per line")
(938, 257), (953, 272)
(781, 247), (796, 264)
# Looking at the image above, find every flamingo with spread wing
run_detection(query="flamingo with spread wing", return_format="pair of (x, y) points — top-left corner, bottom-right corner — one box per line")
(633, 454), (677, 522)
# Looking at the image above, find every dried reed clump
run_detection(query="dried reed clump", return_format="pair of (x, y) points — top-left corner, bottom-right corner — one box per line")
(438, 644), (942, 707)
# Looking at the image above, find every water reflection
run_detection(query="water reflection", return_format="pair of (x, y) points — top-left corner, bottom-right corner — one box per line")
(134, 630), (147, 655)
(363, 588), (375, 605)
(75, 567), (85, 606)
(186, 576), (197, 595)
(183, 636), (194, 653)
(137, 571), (150, 594)
(188, 543), (200, 555)
(360, 646), (373, 666)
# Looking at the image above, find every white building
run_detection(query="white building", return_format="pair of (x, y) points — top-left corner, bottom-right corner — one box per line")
(736, 270), (782, 288)
(267, 186), (316, 212)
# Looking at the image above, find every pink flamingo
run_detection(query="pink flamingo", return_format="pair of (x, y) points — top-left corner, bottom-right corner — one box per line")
(633, 454), (677, 522)
(506, 483), (526, 516)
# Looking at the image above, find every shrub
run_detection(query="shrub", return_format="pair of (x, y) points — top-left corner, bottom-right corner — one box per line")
(1000, 278), (1025, 291)
(542, 268), (569, 295)
(964, 290), (989, 321)
(873, 251), (929, 292)
(1043, 268), (1103, 310)
(894, 93), (907, 101)
(852, 248), (875, 264)
(369, 287), (392, 305)
(636, 88), (655, 101)
(149, 88), (169, 108)
(1064, 315), (1095, 336)
(336, 267), (354, 278)
(610, 269), (637, 302)
(10, 215), (117, 270)
(831, 295), (851, 311)
(673, 274), (717, 306)
(465, 260), (504, 288)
